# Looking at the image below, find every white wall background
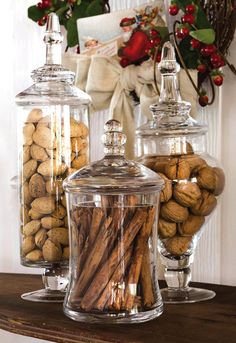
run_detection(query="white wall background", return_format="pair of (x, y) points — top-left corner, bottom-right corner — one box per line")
(0, 0), (235, 342)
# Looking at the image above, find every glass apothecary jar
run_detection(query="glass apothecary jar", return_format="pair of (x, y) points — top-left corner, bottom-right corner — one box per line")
(63, 119), (164, 324)
(15, 13), (91, 302)
(136, 42), (225, 303)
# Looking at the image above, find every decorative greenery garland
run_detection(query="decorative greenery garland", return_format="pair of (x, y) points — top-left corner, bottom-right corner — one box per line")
(168, 0), (236, 106)
(28, 0), (236, 107)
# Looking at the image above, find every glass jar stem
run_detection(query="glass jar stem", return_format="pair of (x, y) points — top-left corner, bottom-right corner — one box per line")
(164, 267), (191, 289)
(42, 265), (68, 292)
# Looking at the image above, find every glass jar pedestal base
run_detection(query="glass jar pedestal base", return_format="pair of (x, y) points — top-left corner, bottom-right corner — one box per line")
(64, 304), (163, 324)
(21, 265), (68, 303)
(161, 287), (215, 304)
(21, 289), (66, 303)
(160, 255), (216, 304)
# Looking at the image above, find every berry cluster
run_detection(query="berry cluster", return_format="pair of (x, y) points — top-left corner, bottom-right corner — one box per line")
(36, 0), (52, 26)
(169, 1), (225, 106)
(145, 29), (162, 63)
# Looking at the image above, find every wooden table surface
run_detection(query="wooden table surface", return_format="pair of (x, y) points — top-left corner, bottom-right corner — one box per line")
(0, 273), (236, 343)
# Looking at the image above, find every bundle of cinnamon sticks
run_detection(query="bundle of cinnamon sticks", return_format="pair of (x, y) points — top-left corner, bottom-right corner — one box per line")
(68, 196), (158, 314)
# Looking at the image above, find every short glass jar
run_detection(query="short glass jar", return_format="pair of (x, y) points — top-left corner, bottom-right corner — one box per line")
(136, 42), (225, 303)
(15, 13), (91, 302)
(63, 119), (164, 323)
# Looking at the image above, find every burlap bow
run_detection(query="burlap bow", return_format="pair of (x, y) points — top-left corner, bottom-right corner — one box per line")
(63, 53), (197, 159)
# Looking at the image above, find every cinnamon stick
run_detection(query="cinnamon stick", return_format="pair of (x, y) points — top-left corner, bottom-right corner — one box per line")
(95, 247), (133, 311)
(122, 207), (156, 311)
(89, 207), (104, 245)
(140, 244), (155, 309)
(80, 207), (148, 311)
(75, 207), (105, 276)
(74, 215), (113, 297)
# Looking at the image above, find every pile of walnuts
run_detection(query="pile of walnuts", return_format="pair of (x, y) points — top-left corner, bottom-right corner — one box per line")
(141, 146), (225, 257)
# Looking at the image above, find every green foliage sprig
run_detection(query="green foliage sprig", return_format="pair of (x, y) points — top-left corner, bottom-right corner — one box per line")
(169, 0), (236, 106)
(28, 0), (110, 48)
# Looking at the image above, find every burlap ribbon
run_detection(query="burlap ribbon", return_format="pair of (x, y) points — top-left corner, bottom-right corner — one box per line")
(63, 53), (198, 159)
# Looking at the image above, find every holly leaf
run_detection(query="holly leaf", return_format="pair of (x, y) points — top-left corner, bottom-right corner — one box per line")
(28, 5), (44, 22)
(56, 5), (70, 18)
(190, 29), (215, 44)
(156, 26), (169, 40)
(195, 6), (212, 29)
(86, 0), (104, 16)
(66, 2), (90, 47)
(178, 36), (199, 69)
(66, 17), (79, 47)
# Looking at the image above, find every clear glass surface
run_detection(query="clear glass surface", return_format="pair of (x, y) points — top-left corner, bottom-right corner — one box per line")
(15, 13), (91, 302)
(135, 42), (225, 303)
(63, 120), (164, 323)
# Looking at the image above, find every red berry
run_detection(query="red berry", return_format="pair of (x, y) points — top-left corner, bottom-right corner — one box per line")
(190, 39), (201, 49)
(182, 13), (195, 25)
(152, 37), (161, 46)
(175, 29), (183, 39)
(200, 44), (216, 56)
(213, 75), (223, 86)
(146, 41), (153, 49)
(37, 19), (45, 26)
(199, 95), (209, 107)
(120, 57), (130, 68)
(175, 28), (184, 40)
(186, 4), (196, 14)
(219, 59), (225, 67)
(42, 0), (51, 8)
(218, 58), (225, 68)
(147, 37), (161, 48)
(150, 29), (159, 38)
(197, 64), (207, 73)
(180, 26), (190, 38)
(210, 53), (222, 68)
(37, 2), (43, 9)
(152, 51), (162, 62)
(169, 4), (179, 16)
(77, 45), (80, 54)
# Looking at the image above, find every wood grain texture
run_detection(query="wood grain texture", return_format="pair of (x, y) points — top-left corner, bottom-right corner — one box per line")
(0, 273), (236, 343)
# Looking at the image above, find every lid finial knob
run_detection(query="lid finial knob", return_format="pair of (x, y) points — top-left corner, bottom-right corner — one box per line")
(102, 120), (126, 156)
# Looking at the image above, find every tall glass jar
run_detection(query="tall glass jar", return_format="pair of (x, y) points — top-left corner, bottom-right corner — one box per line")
(15, 13), (91, 302)
(63, 119), (164, 323)
(136, 42), (225, 303)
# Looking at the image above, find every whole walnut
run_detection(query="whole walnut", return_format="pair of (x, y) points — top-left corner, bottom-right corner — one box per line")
(165, 236), (192, 256)
(190, 189), (217, 216)
(181, 154), (207, 175)
(158, 218), (176, 238)
(197, 166), (217, 192)
(161, 200), (189, 223)
(158, 173), (172, 203)
(178, 214), (205, 236)
(173, 181), (201, 207)
(140, 157), (156, 170)
(153, 156), (169, 174)
(164, 158), (190, 180)
(213, 167), (225, 196)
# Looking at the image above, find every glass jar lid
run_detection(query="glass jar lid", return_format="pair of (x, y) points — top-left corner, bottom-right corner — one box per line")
(15, 13), (91, 106)
(136, 41), (207, 138)
(63, 120), (164, 194)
